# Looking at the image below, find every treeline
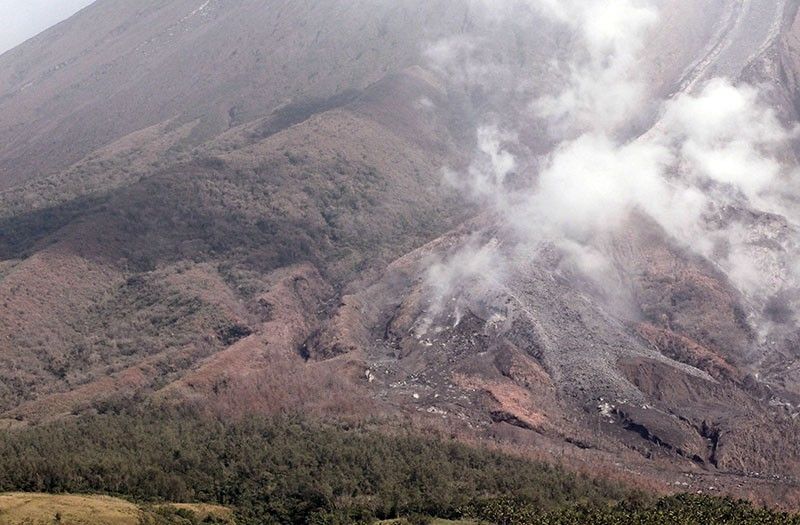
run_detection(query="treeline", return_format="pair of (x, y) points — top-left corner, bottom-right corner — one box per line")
(0, 407), (628, 524)
(463, 494), (800, 524)
(1, 408), (799, 524)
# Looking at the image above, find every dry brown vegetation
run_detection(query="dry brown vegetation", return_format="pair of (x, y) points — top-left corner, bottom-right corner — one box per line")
(0, 493), (233, 525)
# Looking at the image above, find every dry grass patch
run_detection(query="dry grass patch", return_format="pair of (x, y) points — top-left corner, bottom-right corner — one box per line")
(0, 493), (234, 525)
(0, 493), (140, 524)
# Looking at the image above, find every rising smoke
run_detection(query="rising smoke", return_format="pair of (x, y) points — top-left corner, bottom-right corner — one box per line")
(423, 0), (800, 329)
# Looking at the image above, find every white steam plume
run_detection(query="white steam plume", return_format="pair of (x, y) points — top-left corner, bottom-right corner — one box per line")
(425, 0), (800, 327)
(531, 0), (658, 135)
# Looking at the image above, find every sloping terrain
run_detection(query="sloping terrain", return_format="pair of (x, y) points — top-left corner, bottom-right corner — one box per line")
(0, 493), (233, 525)
(0, 0), (571, 191)
(2, 0), (800, 505)
(0, 64), (471, 419)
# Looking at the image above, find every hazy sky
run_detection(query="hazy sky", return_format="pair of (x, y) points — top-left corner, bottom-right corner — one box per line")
(0, 0), (96, 55)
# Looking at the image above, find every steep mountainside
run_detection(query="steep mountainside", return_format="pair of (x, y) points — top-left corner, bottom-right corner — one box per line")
(3, 0), (800, 503)
(0, 0), (556, 190)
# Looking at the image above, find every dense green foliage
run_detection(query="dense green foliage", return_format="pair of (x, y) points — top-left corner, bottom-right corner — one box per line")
(463, 494), (800, 524)
(142, 505), (231, 525)
(1, 409), (799, 524)
(0, 409), (626, 524)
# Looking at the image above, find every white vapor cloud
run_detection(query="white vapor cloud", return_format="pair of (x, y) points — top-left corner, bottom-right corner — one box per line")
(443, 126), (517, 204)
(417, 238), (506, 336)
(0, 0), (95, 55)
(426, 0), (800, 326)
(660, 79), (798, 207)
(532, 0), (658, 135)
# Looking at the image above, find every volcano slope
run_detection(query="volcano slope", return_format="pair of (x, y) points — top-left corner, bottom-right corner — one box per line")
(2, 0), (800, 505)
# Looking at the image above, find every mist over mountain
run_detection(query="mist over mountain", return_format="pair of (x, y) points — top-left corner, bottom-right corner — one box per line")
(5, 0), (800, 520)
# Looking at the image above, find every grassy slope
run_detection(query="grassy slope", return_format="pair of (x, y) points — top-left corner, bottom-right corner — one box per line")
(0, 493), (232, 525)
